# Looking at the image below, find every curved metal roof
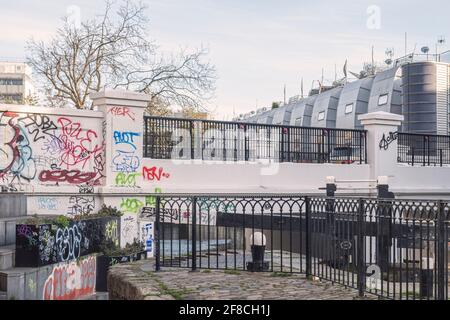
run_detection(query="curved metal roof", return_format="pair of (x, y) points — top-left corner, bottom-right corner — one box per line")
(335, 77), (374, 130)
(289, 96), (317, 127)
(310, 86), (343, 128)
(367, 66), (402, 115)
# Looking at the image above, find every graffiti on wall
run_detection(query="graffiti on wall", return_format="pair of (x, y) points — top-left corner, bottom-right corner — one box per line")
(0, 112), (104, 189)
(107, 106), (135, 121)
(139, 222), (154, 256)
(142, 166), (170, 182)
(43, 255), (96, 300)
(15, 217), (120, 267)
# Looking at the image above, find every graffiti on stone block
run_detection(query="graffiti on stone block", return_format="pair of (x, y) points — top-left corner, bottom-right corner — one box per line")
(107, 106), (136, 121)
(105, 219), (119, 246)
(66, 196), (95, 216)
(37, 197), (58, 211)
(113, 131), (140, 150)
(43, 255), (96, 300)
(0, 111), (103, 187)
(112, 150), (140, 173)
(115, 172), (140, 187)
(142, 166), (170, 181)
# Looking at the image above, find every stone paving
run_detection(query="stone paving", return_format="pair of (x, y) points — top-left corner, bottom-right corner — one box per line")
(107, 259), (375, 300)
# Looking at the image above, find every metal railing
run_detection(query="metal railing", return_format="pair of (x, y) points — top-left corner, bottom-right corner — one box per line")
(143, 117), (367, 164)
(398, 132), (450, 166)
(152, 194), (450, 300)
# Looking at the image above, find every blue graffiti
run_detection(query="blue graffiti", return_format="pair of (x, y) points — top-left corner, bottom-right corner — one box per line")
(112, 150), (140, 172)
(113, 131), (140, 149)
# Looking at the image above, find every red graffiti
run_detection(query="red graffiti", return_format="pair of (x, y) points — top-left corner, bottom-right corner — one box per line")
(107, 106), (135, 121)
(57, 117), (102, 169)
(39, 170), (97, 184)
(43, 256), (96, 300)
(142, 166), (170, 181)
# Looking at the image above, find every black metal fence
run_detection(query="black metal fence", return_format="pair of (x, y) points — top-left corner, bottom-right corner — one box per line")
(398, 132), (450, 166)
(144, 117), (367, 164)
(153, 194), (450, 300)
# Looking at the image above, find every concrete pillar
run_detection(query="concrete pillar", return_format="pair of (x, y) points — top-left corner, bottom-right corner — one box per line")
(359, 112), (404, 182)
(90, 89), (151, 189)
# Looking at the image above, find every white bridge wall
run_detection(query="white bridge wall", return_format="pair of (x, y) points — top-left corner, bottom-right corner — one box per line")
(2, 91), (450, 248)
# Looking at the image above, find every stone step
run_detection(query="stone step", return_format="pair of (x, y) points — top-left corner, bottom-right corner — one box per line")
(0, 290), (6, 300)
(79, 292), (109, 300)
(0, 246), (15, 270)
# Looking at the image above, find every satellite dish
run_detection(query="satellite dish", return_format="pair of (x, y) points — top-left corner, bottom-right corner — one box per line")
(385, 59), (393, 65)
(421, 46), (430, 54)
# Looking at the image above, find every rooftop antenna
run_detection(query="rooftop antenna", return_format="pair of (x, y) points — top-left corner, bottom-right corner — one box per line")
(321, 68), (324, 85)
(283, 84), (286, 105)
(334, 63), (337, 82)
(385, 48), (394, 66)
(404, 32), (408, 57)
(421, 46), (430, 61)
(300, 77), (304, 98)
(371, 45), (375, 75)
(437, 36), (446, 61)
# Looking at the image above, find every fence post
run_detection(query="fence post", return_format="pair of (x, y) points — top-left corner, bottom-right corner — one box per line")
(155, 196), (161, 271)
(437, 200), (446, 300)
(305, 196), (312, 277)
(191, 196), (198, 271)
(190, 121), (195, 160)
(357, 198), (366, 297)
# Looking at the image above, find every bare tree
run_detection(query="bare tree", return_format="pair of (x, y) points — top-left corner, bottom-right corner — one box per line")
(27, 0), (216, 112)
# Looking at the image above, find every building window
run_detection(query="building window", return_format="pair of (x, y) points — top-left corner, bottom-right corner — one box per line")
(317, 111), (325, 121)
(0, 78), (23, 85)
(344, 103), (354, 114)
(294, 117), (302, 126)
(378, 93), (389, 106)
(0, 94), (23, 101)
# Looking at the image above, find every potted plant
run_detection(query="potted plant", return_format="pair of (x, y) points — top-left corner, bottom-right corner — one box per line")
(15, 205), (122, 268)
(96, 239), (147, 292)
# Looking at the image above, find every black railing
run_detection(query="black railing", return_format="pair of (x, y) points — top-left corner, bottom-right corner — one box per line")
(398, 132), (450, 166)
(152, 194), (450, 300)
(143, 117), (367, 164)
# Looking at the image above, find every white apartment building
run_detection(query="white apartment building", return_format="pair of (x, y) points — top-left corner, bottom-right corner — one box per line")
(0, 61), (35, 103)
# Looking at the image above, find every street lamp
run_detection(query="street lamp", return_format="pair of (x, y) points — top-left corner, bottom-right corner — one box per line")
(246, 232), (269, 272)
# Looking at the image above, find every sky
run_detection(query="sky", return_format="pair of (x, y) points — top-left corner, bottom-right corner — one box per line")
(1, 0), (450, 119)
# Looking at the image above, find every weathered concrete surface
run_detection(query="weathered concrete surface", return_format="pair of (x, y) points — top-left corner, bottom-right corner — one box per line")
(108, 259), (373, 300)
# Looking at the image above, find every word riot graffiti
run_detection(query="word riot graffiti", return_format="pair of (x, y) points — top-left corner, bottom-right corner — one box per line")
(113, 131), (140, 149)
(115, 172), (140, 187)
(43, 255), (96, 300)
(108, 106), (136, 121)
(142, 166), (170, 181)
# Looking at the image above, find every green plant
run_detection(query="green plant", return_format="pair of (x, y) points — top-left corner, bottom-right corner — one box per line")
(53, 215), (71, 229)
(96, 204), (123, 217)
(100, 238), (145, 256)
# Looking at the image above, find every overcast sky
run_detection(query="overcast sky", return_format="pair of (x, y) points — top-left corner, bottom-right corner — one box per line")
(1, 0), (449, 119)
